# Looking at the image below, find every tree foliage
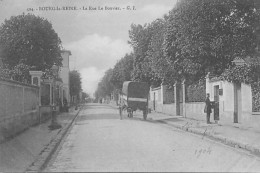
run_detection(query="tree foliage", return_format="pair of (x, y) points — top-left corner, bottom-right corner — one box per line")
(94, 53), (134, 100)
(164, 0), (260, 84)
(96, 0), (260, 97)
(0, 13), (62, 70)
(0, 63), (31, 83)
(220, 63), (260, 84)
(110, 53), (134, 89)
(128, 23), (154, 84)
(69, 70), (82, 97)
(95, 68), (114, 99)
(145, 18), (176, 87)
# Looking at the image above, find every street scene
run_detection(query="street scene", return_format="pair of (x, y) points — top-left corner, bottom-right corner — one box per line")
(1, 0), (260, 172)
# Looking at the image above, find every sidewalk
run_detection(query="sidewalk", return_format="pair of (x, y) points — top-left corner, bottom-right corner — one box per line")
(133, 110), (260, 156)
(0, 106), (81, 172)
(110, 103), (260, 157)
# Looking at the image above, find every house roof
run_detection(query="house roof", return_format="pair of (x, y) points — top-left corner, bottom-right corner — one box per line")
(232, 56), (246, 65)
(233, 54), (260, 66)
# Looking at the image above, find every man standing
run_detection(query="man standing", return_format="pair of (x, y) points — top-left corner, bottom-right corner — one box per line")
(205, 93), (212, 124)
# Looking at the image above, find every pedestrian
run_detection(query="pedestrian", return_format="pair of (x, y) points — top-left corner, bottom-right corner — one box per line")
(204, 93), (212, 124)
(63, 98), (68, 112)
(75, 98), (79, 110)
(58, 98), (62, 112)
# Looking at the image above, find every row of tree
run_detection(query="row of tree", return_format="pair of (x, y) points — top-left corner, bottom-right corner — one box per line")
(95, 0), (260, 100)
(95, 53), (134, 100)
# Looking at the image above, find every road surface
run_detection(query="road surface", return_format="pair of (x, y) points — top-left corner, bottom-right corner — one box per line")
(45, 103), (260, 172)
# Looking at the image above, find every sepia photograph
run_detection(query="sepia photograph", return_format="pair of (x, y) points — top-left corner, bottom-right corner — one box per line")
(0, 0), (260, 172)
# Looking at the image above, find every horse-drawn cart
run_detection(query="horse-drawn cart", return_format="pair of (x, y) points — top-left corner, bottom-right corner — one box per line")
(119, 81), (149, 120)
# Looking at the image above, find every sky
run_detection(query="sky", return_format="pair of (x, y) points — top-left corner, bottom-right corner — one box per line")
(0, 0), (177, 96)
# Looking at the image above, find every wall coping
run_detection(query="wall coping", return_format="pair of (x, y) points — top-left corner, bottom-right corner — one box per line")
(152, 86), (161, 91)
(0, 77), (39, 89)
(252, 112), (260, 115)
(185, 102), (204, 104)
(209, 77), (222, 83)
(209, 78), (251, 87)
(162, 103), (175, 105)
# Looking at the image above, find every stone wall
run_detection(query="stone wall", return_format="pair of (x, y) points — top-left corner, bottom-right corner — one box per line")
(0, 78), (40, 142)
(185, 102), (205, 121)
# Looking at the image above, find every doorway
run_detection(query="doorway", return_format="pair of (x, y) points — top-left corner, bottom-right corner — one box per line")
(175, 83), (181, 116)
(214, 85), (220, 121)
(234, 83), (241, 123)
(153, 92), (156, 111)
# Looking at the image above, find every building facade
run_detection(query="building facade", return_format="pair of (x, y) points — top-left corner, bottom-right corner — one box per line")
(60, 50), (71, 106)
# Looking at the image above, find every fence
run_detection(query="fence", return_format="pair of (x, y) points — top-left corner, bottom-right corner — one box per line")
(164, 87), (175, 104)
(251, 82), (260, 112)
(186, 80), (206, 102)
(149, 82), (206, 118)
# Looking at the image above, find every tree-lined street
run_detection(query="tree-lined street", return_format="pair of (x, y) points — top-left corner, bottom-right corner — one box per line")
(45, 104), (260, 172)
(1, 0), (260, 172)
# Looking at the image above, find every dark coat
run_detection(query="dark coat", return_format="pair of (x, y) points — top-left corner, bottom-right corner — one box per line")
(205, 97), (212, 114)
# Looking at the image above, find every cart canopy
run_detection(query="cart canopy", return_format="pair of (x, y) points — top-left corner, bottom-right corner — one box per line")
(122, 81), (149, 99)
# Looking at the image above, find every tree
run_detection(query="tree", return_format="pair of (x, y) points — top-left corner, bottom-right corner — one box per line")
(94, 68), (114, 100)
(0, 13), (62, 70)
(128, 20), (166, 87)
(164, 0), (260, 84)
(128, 23), (154, 84)
(69, 70), (82, 99)
(110, 53), (134, 89)
(145, 18), (170, 87)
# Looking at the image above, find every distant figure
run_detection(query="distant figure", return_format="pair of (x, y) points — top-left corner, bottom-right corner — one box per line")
(75, 98), (79, 110)
(58, 98), (62, 112)
(204, 93), (212, 124)
(63, 98), (69, 112)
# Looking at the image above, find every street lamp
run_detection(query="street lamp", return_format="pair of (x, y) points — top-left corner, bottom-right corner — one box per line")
(48, 64), (62, 130)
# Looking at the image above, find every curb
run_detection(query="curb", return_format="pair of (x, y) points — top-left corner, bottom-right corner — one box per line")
(25, 107), (82, 172)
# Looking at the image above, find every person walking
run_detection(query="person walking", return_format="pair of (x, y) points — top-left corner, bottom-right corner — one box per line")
(204, 93), (212, 124)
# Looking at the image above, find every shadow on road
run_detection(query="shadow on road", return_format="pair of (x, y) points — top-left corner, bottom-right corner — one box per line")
(84, 104), (117, 110)
(160, 118), (184, 122)
(76, 114), (120, 121)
